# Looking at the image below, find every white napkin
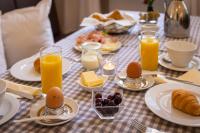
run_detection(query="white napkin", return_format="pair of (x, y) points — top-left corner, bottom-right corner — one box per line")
(177, 69), (200, 86)
(4, 80), (42, 100)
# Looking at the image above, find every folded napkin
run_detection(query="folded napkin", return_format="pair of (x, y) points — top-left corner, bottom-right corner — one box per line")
(3, 80), (42, 99)
(177, 69), (200, 86)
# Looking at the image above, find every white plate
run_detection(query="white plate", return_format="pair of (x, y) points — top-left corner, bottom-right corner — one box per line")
(0, 93), (20, 125)
(74, 41), (123, 55)
(10, 56), (71, 82)
(30, 97), (79, 126)
(159, 54), (200, 72)
(145, 83), (200, 127)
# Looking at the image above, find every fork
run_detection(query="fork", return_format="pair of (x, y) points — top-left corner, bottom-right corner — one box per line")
(130, 119), (165, 133)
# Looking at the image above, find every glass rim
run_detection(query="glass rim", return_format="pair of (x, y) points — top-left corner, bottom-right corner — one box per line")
(139, 30), (159, 40)
(140, 30), (157, 35)
(40, 45), (62, 52)
(81, 42), (102, 50)
(40, 45), (62, 56)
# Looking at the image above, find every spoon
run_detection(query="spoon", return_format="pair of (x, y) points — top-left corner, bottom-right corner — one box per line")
(13, 113), (75, 123)
(162, 55), (171, 63)
(64, 56), (80, 62)
(117, 71), (127, 81)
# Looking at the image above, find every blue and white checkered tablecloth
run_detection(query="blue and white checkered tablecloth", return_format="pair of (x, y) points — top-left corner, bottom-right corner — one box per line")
(1, 12), (200, 133)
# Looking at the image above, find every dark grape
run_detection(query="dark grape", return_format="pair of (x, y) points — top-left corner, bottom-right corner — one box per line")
(102, 99), (109, 106)
(96, 102), (102, 106)
(95, 93), (102, 99)
(108, 100), (116, 106)
(114, 95), (122, 105)
(107, 94), (114, 100)
(114, 92), (121, 97)
(95, 98), (102, 104)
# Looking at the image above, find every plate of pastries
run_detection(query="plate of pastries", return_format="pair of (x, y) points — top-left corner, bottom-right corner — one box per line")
(145, 83), (200, 127)
(81, 10), (136, 33)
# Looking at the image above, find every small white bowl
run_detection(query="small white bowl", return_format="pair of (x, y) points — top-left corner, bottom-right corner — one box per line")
(165, 41), (197, 68)
(78, 77), (107, 92)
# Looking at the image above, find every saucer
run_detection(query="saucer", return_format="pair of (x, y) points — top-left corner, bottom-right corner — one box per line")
(115, 73), (155, 91)
(0, 93), (20, 125)
(30, 97), (79, 126)
(159, 54), (200, 72)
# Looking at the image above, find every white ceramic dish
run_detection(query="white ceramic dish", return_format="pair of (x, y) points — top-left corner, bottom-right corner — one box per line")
(74, 41), (123, 55)
(145, 83), (200, 127)
(77, 77), (107, 92)
(10, 56), (71, 82)
(30, 97), (79, 126)
(0, 93), (20, 125)
(159, 54), (200, 72)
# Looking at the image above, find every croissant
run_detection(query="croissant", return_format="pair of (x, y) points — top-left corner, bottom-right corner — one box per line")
(172, 89), (200, 116)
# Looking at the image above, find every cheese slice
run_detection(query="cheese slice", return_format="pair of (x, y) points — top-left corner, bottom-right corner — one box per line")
(3, 80), (42, 99)
(81, 71), (103, 87)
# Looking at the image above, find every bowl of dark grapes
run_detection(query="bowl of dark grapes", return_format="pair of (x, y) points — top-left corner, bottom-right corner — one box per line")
(92, 88), (124, 119)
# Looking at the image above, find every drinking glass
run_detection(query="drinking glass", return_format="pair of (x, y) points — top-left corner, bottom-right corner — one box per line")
(139, 31), (159, 71)
(40, 46), (62, 94)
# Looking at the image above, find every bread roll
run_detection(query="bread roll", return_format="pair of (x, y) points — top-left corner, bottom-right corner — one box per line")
(107, 10), (124, 20)
(34, 58), (40, 73)
(172, 89), (200, 116)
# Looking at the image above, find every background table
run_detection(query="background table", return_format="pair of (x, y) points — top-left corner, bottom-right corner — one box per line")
(1, 12), (200, 133)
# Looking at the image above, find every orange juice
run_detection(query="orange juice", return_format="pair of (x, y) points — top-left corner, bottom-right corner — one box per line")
(140, 37), (159, 71)
(41, 54), (62, 93)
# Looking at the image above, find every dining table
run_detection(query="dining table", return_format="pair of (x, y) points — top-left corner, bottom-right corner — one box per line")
(0, 11), (200, 133)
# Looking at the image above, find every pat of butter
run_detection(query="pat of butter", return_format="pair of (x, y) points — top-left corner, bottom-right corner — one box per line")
(81, 71), (103, 87)
(4, 80), (42, 99)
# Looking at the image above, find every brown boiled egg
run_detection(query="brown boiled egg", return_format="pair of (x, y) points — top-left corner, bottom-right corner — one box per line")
(127, 62), (142, 79)
(46, 87), (64, 109)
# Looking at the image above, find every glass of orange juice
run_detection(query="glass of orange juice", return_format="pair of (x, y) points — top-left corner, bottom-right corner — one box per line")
(40, 46), (62, 94)
(140, 31), (159, 71)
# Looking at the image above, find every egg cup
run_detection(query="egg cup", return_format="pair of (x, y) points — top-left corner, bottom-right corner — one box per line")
(125, 77), (143, 89)
(44, 105), (65, 116)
